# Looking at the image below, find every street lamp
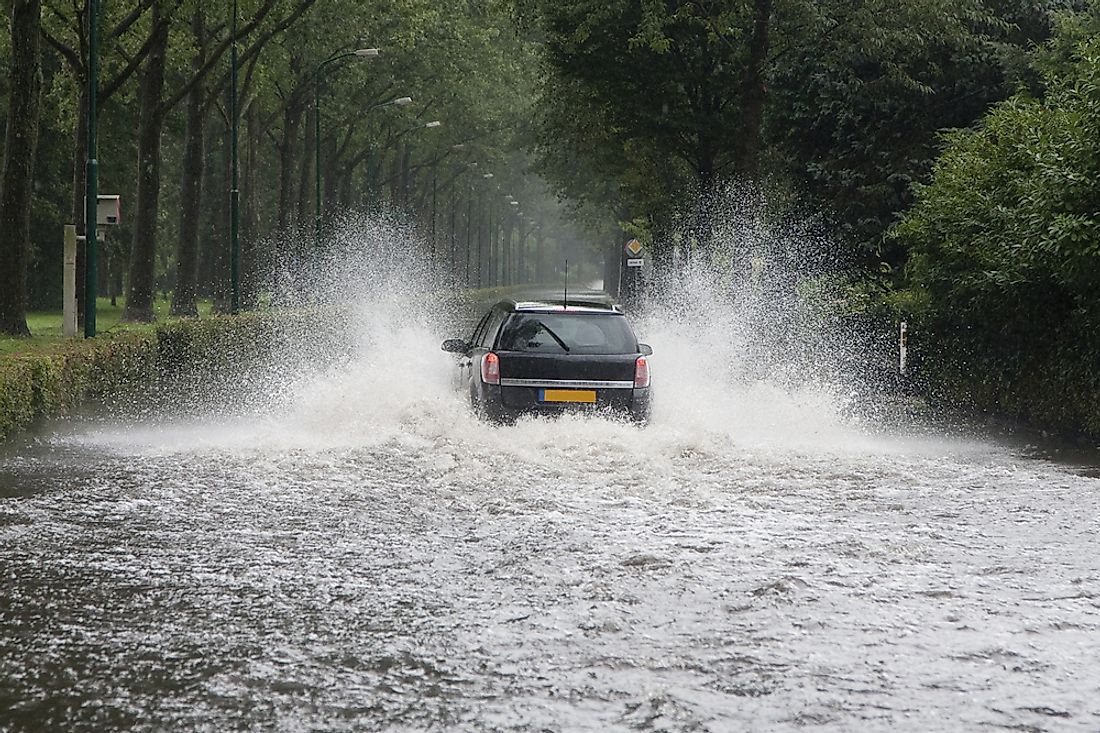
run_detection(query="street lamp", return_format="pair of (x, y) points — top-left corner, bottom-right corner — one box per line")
(395, 120), (442, 208)
(361, 95), (412, 212)
(397, 120), (442, 136)
(314, 47), (380, 249)
(373, 96), (412, 110)
(507, 200), (520, 284)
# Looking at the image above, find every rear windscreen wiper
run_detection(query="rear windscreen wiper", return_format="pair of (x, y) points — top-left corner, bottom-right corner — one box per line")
(535, 321), (571, 352)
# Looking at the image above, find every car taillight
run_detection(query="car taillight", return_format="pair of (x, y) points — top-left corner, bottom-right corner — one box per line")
(481, 352), (500, 385)
(634, 355), (650, 388)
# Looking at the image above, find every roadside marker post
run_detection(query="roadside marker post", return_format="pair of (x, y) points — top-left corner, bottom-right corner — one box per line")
(63, 226), (78, 337)
(621, 239), (645, 306)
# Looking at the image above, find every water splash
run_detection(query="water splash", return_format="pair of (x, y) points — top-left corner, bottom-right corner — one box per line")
(54, 195), (952, 462)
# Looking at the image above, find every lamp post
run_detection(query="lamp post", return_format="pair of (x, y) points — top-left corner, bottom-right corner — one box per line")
(229, 0), (240, 313)
(431, 164), (437, 258)
(464, 164), (476, 286)
(452, 161), (475, 287)
(507, 199), (519, 284)
(479, 173), (493, 287)
(84, 0), (99, 337)
(395, 120), (441, 209)
(363, 95), (413, 212)
(314, 48), (380, 249)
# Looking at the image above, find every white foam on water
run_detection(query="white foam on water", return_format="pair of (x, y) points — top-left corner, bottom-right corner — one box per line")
(54, 199), (995, 469)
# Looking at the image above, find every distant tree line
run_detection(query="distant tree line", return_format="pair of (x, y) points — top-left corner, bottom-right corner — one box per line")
(0, 0), (578, 336)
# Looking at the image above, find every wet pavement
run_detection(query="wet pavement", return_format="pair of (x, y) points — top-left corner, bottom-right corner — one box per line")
(1, 303), (1099, 732)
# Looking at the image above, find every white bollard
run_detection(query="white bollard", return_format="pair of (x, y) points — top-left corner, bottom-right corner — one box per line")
(63, 225), (78, 337)
(899, 321), (908, 377)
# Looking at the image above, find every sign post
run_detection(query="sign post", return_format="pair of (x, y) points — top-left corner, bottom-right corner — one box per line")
(63, 226), (78, 337)
(621, 239), (645, 306)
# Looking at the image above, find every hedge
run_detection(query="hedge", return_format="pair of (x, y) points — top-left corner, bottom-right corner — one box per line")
(0, 311), (339, 442)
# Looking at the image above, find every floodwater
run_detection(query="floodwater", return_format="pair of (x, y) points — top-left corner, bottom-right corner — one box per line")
(1, 291), (1099, 732)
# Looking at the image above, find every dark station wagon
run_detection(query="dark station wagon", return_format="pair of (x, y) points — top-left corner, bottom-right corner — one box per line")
(442, 296), (652, 423)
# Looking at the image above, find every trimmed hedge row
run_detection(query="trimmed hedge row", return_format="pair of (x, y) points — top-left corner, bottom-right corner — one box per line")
(915, 324), (1100, 440)
(0, 312), (327, 441)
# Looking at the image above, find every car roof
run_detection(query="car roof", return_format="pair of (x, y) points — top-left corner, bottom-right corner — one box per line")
(494, 289), (624, 314)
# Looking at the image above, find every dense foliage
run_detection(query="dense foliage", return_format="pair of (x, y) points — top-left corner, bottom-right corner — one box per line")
(892, 4), (1100, 432)
(520, 0), (1060, 266)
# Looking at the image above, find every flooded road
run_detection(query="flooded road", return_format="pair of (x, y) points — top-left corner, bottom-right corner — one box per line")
(2, 295), (1099, 732)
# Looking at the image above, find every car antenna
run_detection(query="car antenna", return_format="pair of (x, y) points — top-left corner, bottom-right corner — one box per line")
(563, 259), (569, 310)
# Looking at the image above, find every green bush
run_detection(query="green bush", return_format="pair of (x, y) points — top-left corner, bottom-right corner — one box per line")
(0, 312), (323, 442)
(890, 18), (1100, 437)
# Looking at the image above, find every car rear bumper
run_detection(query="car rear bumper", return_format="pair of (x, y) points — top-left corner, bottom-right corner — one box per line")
(480, 383), (650, 422)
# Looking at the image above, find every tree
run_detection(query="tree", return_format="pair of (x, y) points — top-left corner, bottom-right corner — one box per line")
(527, 1), (775, 220)
(123, 0), (317, 321)
(891, 6), (1100, 429)
(523, 0), (1035, 265)
(0, 0), (43, 336)
(40, 0), (166, 324)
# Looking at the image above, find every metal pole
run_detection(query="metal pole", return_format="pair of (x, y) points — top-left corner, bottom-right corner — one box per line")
(84, 0), (99, 338)
(431, 166), (437, 259)
(230, 0), (240, 313)
(476, 192), (483, 288)
(465, 182), (472, 287)
(314, 79), (322, 250)
(486, 202), (495, 288)
(449, 181), (456, 289)
(364, 147), (373, 215)
(311, 51), (363, 249)
(900, 321), (908, 376)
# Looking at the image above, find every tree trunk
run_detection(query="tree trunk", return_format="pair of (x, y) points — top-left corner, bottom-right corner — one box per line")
(401, 144), (412, 210)
(337, 164), (354, 209)
(197, 116), (220, 298)
(171, 10), (207, 317)
(536, 230), (545, 283)
(322, 136), (340, 218)
(271, 104), (301, 300)
(733, 0), (772, 176)
(123, 2), (170, 323)
(0, 0), (43, 337)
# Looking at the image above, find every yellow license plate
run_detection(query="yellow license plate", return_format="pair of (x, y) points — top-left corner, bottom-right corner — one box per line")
(540, 389), (597, 404)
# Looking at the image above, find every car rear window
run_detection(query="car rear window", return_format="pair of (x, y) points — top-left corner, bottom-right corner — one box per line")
(497, 313), (638, 354)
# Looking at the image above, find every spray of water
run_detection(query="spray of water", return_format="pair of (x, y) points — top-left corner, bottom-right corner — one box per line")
(58, 191), (961, 464)
(634, 186), (898, 451)
(10, 200), (1099, 733)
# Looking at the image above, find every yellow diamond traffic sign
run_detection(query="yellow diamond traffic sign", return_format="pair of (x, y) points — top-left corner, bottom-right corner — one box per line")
(624, 239), (643, 256)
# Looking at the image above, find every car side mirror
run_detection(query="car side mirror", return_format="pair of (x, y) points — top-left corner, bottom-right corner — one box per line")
(441, 339), (468, 353)
(638, 343), (653, 356)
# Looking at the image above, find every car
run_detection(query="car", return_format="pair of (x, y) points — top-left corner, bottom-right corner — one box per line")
(441, 295), (652, 423)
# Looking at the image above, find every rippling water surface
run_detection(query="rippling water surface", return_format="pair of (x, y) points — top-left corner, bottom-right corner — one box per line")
(3, 277), (1099, 731)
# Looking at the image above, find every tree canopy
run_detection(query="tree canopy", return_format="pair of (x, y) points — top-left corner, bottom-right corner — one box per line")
(521, 0), (1060, 265)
